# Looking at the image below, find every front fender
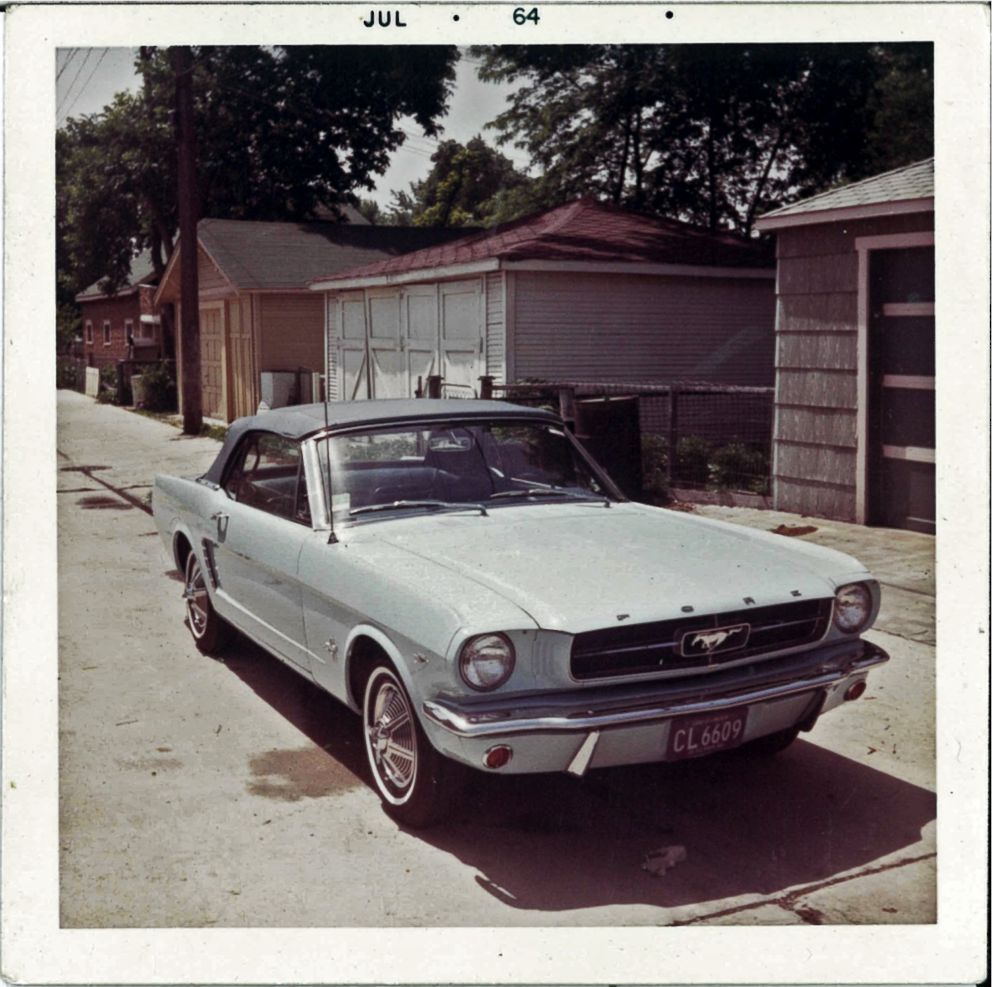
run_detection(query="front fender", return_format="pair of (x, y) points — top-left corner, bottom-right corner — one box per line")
(343, 623), (417, 711)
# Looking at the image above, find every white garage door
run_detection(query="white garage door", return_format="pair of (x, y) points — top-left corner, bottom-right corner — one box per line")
(327, 281), (484, 400)
(439, 280), (484, 396)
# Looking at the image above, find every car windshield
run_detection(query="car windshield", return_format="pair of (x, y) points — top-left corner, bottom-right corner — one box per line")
(316, 420), (614, 522)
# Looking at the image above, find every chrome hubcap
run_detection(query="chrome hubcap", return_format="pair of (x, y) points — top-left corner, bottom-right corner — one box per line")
(184, 557), (209, 637)
(368, 679), (416, 791)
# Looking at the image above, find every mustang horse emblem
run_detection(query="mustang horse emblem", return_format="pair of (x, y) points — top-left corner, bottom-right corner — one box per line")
(681, 622), (750, 658)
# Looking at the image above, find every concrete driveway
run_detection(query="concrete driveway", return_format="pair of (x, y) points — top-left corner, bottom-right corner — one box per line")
(55, 390), (935, 927)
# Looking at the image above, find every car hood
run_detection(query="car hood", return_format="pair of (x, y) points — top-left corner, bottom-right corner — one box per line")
(349, 502), (871, 634)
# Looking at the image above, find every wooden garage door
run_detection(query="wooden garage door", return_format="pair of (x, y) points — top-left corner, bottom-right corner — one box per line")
(199, 303), (226, 420)
(867, 246), (935, 534)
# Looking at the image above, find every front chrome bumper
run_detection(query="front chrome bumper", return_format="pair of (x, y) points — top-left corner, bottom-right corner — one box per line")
(423, 639), (889, 739)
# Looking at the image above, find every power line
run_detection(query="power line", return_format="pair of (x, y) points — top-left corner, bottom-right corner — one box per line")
(56, 48), (79, 83)
(58, 48), (92, 119)
(62, 49), (109, 122)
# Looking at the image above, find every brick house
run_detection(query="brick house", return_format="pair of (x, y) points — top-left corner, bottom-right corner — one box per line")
(75, 251), (163, 368)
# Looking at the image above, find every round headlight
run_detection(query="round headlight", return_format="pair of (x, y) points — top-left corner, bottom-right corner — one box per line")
(833, 582), (872, 634)
(459, 633), (515, 691)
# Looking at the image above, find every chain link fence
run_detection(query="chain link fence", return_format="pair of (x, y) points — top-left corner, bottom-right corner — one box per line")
(491, 379), (774, 504)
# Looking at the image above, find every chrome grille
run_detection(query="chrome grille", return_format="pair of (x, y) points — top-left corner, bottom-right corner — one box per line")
(570, 598), (833, 680)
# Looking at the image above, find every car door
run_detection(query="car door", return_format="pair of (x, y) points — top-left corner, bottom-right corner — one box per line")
(208, 431), (312, 672)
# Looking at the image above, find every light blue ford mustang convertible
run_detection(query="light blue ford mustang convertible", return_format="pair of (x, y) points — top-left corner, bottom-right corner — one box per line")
(153, 399), (888, 827)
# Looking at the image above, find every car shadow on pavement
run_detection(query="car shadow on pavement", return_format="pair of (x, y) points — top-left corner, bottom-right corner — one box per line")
(430, 748), (935, 914)
(219, 638), (935, 917)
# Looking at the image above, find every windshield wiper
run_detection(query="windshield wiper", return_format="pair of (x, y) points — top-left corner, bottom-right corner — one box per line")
(349, 499), (488, 518)
(490, 488), (611, 507)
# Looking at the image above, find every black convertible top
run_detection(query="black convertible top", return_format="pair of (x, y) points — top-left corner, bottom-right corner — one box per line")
(201, 399), (560, 485)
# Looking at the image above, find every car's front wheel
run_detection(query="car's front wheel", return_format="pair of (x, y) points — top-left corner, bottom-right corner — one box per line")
(362, 662), (458, 828)
(183, 550), (229, 654)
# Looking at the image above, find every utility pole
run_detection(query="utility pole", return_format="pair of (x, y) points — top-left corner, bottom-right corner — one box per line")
(170, 45), (202, 434)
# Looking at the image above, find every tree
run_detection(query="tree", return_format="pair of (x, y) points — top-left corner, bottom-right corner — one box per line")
(857, 43), (933, 178)
(355, 197), (388, 225)
(388, 136), (534, 227)
(57, 45), (460, 298)
(472, 43), (933, 236)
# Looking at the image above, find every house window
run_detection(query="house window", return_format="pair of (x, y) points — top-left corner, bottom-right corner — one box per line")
(102, 320), (112, 346)
(124, 319), (134, 346)
(84, 321), (93, 345)
(134, 319), (156, 343)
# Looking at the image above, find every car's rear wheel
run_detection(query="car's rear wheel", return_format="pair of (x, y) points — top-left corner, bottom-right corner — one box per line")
(183, 551), (229, 654)
(362, 662), (457, 828)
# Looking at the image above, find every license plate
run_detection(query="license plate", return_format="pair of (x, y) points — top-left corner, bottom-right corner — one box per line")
(666, 708), (749, 760)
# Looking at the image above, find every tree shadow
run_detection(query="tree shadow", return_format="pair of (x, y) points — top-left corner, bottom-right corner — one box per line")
(218, 638), (935, 917)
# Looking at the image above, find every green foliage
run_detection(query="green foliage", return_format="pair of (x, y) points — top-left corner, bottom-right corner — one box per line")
(857, 44), (933, 178)
(56, 358), (84, 391)
(57, 46), (460, 300)
(640, 433), (670, 503)
(354, 198), (388, 225)
(675, 435), (712, 487)
(96, 365), (118, 404)
(56, 304), (81, 354)
(389, 136), (535, 228)
(471, 43), (932, 235)
(140, 363), (178, 412)
(711, 443), (770, 493)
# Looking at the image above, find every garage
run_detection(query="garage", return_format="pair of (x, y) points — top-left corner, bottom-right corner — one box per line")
(313, 198), (776, 402)
(756, 157), (935, 532)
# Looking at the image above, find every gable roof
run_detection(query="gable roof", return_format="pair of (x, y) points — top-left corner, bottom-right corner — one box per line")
(156, 219), (475, 301)
(756, 157), (934, 231)
(310, 199), (774, 290)
(76, 249), (159, 301)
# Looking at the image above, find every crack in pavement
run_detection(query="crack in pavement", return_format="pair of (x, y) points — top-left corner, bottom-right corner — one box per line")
(670, 850), (937, 926)
(58, 459), (154, 516)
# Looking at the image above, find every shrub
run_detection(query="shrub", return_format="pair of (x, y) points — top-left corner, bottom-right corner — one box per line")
(640, 433), (670, 503)
(56, 358), (83, 391)
(141, 363), (177, 412)
(711, 443), (770, 493)
(96, 365), (118, 404)
(675, 435), (711, 487)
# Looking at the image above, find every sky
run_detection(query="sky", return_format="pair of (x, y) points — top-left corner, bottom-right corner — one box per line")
(54, 47), (526, 211)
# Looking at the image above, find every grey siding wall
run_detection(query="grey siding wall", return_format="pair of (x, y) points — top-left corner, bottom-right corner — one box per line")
(772, 211), (934, 520)
(511, 271), (775, 386)
(485, 272), (505, 383)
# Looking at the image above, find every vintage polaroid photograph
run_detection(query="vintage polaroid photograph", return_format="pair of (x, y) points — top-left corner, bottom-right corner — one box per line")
(2, 2), (988, 984)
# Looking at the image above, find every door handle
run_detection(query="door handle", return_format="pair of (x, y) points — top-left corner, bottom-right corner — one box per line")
(210, 511), (229, 522)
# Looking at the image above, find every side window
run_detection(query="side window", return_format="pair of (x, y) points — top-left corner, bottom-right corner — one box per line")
(222, 432), (308, 524)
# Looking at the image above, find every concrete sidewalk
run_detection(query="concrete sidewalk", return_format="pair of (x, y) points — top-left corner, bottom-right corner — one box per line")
(693, 505), (935, 646)
(56, 390), (224, 506)
(55, 391), (935, 647)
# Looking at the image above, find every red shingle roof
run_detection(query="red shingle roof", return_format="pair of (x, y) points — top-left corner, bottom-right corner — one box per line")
(311, 199), (771, 285)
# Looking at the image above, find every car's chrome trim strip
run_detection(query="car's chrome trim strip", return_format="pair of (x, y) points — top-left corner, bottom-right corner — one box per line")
(423, 645), (889, 738)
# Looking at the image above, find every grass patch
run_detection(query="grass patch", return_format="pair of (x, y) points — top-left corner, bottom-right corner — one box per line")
(128, 407), (228, 442)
